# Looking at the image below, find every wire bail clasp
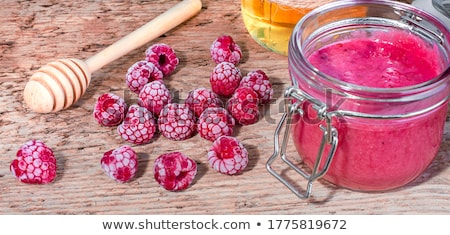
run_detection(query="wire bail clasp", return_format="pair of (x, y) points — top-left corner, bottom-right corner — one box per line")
(267, 86), (339, 199)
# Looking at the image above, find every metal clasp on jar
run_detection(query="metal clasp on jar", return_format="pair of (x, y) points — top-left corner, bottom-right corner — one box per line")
(267, 86), (339, 199)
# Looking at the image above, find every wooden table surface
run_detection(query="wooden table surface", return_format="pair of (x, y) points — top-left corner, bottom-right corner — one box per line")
(1, 0), (449, 215)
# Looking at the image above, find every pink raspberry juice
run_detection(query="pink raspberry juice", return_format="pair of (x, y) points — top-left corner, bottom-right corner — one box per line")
(291, 29), (448, 191)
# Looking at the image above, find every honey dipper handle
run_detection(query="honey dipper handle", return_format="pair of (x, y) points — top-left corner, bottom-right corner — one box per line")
(85, 0), (202, 73)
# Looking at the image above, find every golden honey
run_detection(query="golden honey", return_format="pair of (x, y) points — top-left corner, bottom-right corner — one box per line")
(241, 0), (333, 55)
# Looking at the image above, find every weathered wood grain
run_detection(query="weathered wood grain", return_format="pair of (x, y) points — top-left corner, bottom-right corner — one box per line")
(0, 0), (449, 215)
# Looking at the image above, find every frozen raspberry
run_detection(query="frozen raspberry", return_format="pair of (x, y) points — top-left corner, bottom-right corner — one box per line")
(10, 140), (57, 184)
(117, 104), (157, 145)
(138, 80), (171, 117)
(126, 60), (163, 93)
(158, 103), (196, 141)
(210, 62), (242, 97)
(93, 93), (127, 126)
(184, 87), (223, 117)
(153, 152), (197, 191)
(226, 87), (260, 125)
(207, 136), (248, 175)
(145, 43), (179, 77)
(101, 145), (138, 183)
(197, 107), (235, 142)
(239, 70), (273, 104)
(210, 35), (242, 65)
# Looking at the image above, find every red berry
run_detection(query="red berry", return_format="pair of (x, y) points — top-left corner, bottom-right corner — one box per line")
(239, 70), (273, 104)
(158, 103), (196, 141)
(145, 43), (179, 77)
(207, 136), (248, 175)
(153, 152), (197, 191)
(197, 107), (235, 142)
(184, 87), (223, 117)
(117, 104), (157, 145)
(93, 93), (127, 126)
(210, 62), (242, 97)
(101, 145), (138, 183)
(210, 35), (242, 65)
(10, 140), (57, 184)
(126, 60), (163, 93)
(138, 80), (171, 117)
(226, 87), (260, 125)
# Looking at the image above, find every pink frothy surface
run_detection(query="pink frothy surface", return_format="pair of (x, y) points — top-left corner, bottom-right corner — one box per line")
(292, 30), (447, 191)
(308, 30), (443, 88)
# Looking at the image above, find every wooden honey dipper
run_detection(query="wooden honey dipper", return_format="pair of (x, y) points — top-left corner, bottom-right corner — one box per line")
(24, 0), (202, 113)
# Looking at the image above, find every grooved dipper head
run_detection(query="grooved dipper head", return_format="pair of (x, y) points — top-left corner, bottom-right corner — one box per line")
(24, 58), (90, 113)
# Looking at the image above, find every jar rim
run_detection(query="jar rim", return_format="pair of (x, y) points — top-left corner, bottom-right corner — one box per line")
(290, 0), (450, 100)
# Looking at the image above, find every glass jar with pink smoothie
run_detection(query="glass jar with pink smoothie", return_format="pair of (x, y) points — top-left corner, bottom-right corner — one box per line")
(267, 0), (449, 198)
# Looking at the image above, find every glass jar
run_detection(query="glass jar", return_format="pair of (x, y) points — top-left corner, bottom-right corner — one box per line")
(267, 0), (449, 198)
(240, 0), (414, 55)
(241, 0), (335, 55)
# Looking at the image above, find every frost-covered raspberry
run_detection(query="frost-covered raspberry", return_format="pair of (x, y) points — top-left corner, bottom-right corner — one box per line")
(10, 140), (57, 184)
(239, 70), (273, 104)
(93, 93), (127, 126)
(210, 62), (242, 97)
(101, 145), (137, 183)
(138, 80), (171, 117)
(126, 60), (163, 93)
(207, 136), (248, 175)
(145, 43), (179, 77)
(197, 107), (235, 142)
(226, 87), (260, 125)
(184, 87), (223, 117)
(158, 103), (196, 141)
(153, 152), (197, 191)
(117, 104), (157, 145)
(210, 35), (242, 65)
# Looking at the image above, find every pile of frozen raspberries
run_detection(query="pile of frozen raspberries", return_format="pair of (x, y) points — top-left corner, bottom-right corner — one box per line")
(10, 35), (274, 191)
